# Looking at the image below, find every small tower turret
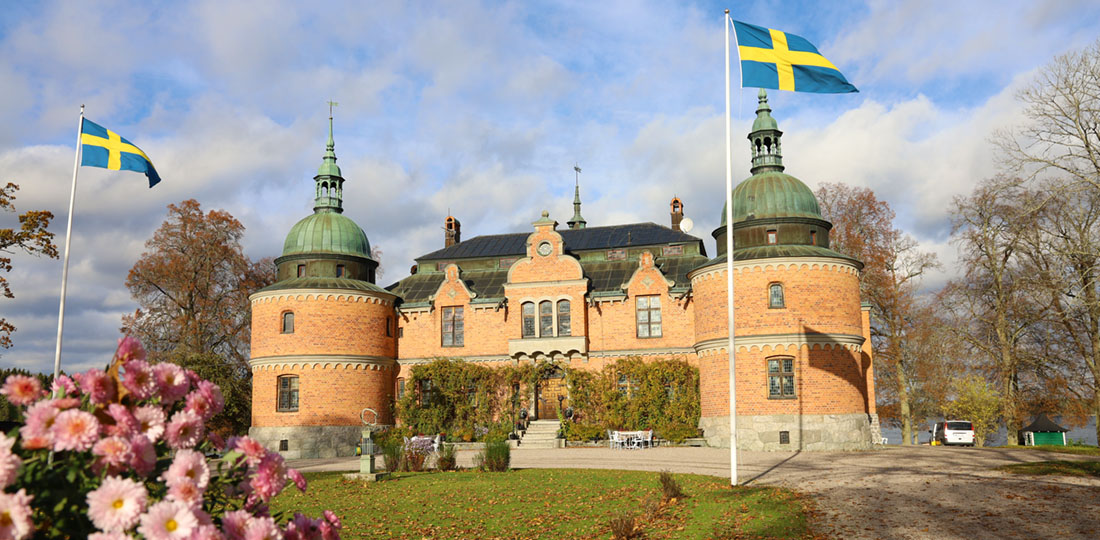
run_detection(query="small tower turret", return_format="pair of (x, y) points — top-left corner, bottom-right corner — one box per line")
(567, 164), (587, 230)
(749, 89), (784, 175)
(670, 196), (684, 231)
(445, 215), (461, 247)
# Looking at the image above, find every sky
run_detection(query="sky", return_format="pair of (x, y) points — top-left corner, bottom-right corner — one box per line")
(1, 0), (1098, 375)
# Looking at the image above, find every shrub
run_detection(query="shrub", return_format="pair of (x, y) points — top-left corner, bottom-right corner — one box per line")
(380, 438), (403, 473)
(437, 442), (457, 471)
(658, 471), (685, 501)
(609, 513), (643, 539)
(403, 437), (434, 472)
(0, 336), (342, 538)
(476, 440), (511, 472)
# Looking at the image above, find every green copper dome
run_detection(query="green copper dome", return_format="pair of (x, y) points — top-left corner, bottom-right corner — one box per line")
(722, 172), (821, 225)
(750, 88), (778, 132)
(282, 211), (372, 258)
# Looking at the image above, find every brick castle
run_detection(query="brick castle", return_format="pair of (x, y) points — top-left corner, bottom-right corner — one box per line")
(249, 91), (880, 458)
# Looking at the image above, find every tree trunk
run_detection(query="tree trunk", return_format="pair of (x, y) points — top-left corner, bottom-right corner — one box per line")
(897, 363), (912, 445)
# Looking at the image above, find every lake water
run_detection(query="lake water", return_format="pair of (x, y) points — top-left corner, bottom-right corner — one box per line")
(880, 416), (1098, 446)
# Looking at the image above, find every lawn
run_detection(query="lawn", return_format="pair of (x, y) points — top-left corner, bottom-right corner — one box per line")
(272, 469), (813, 539)
(1004, 444), (1100, 456)
(999, 460), (1100, 478)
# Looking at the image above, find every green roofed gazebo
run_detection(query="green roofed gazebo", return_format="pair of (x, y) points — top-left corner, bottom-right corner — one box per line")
(1021, 414), (1069, 446)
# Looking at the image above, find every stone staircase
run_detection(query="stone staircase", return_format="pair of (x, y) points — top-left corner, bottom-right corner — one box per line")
(520, 420), (563, 449)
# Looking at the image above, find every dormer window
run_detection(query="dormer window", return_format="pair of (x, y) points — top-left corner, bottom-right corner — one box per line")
(297, 264), (305, 277)
(767, 229), (777, 245)
(810, 230), (817, 246)
(336, 264), (345, 278)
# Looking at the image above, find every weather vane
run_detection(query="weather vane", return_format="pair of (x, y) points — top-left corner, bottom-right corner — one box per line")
(574, 163), (581, 184)
(327, 100), (338, 118)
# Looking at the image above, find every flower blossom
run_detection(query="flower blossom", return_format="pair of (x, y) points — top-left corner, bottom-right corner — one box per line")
(86, 475), (147, 532)
(0, 375), (42, 406)
(89, 533), (132, 540)
(105, 403), (140, 438)
(0, 489), (34, 540)
(137, 500), (197, 540)
(288, 468), (307, 493)
(116, 335), (146, 363)
(164, 449), (209, 490)
(165, 410), (204, 450)
(153, 363), (190, 403)
(134, 405), (167, 442)
(243, 515), (281, 540)
(75, 368), (117, 405)
(122, 360), (157, 400)
(0, 434), (21, 489)
(92, 436), (134, 475)
(284, 513), (321, 540)
(130, 434), (157, 477)
(166, 478), (203, 510)
(18, 400), (59, 449)
(233, 436), (268, 466)
(50, 374), (78, 396)
(50, 409), (100, 452)
(220, 509), (252, 540)
(250, 452), (287, 502)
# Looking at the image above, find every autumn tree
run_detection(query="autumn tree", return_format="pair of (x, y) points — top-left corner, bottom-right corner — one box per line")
(816, 183), (940, 444)
(1, 183), (58, 352)
(995, 39), (1100, 191)
(945, 375), (1001, 447)
(123, 200), (274, 434)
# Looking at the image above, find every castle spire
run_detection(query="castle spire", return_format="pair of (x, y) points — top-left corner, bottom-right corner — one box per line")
(567, 164), (586, 230)
(314, 101), (344, 213)
(748, 89), (784, 175)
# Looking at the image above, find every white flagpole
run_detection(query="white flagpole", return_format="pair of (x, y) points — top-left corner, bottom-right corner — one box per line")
(53, 105), (84, 390)
(724, 10), (738, 486)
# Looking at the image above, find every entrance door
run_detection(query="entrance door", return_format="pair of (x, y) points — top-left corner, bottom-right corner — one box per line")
(536, 368), (568, 420)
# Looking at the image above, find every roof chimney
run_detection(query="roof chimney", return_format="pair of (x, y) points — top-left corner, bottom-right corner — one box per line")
(670, 197), (684, 231)
(444, 216), (461, 247)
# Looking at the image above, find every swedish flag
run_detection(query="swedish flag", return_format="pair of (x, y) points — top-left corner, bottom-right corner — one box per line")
(80, 119), (161, 187)
(732, 19), (857, 94)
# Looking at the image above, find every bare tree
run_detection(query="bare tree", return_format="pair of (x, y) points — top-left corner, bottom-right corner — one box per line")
(995, 39), (1100, 191)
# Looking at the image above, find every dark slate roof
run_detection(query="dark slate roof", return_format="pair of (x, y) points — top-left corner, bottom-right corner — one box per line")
(1022, 413), (1068, 433)
(416, 222), (704, 261)
(387, 270), (510, 306)
(692, 245), (862, 273)
(258, 277), (395, 296)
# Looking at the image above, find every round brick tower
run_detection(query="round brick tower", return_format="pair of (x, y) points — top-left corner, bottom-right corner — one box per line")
(248, 115), (398, 459)
(689, 90), (877, 451)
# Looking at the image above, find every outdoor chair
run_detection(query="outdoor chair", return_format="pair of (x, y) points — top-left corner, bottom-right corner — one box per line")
(608, 430), (623, 449)
(642, 430), (653, 449)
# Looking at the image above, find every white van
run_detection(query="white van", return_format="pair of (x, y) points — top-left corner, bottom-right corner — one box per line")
(930, 420), (975, 446)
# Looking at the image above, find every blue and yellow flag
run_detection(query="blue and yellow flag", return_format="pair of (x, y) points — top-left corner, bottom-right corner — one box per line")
(80, 119), (161, 188)
(732, 19), (857, 94)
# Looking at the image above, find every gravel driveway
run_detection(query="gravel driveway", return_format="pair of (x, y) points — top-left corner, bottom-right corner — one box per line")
(292, 445), (1100, 539)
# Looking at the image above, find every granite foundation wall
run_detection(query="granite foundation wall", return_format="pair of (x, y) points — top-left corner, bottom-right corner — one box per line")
(699, 413), (876, 451)
(249, 425), (362, 459)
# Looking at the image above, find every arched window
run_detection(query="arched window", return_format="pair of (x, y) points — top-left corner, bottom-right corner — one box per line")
(522, 302), (536, 338)
(557, 300), (571, 336)
(539, 301), (553, 337)
(767, 357), (795, 398)
(769, 283), (785, 309)
(277, 375), (299, 411)
(282, 312), (294, 333)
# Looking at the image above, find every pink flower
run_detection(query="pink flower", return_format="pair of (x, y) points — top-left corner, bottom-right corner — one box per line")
(89, 533), (131, 540)
(50, 409), (100, 451)
(75, 368), (117, 405)
(130, 434), (158, 477)
(208, 431), (226, 451)
(52, 396), (81, 410)
(322, 510), (341, 530)
(198, 380), (224, 417)
(250, 453), (287, 502)
(164, 449), (209, 489)
(154, 363), (190, 403)
(0, 434), (21, 489)
(220, 509), (251, 540)
(165, 410), (204, 450)
(184, 390), (214, 420)
(242, 516), (280, 540)
(189, 524), (226, 540)
(1, 375), (42, 406)
(288, 468), (307, 493)
(51, 374), (78, 396)
(92, 436), (134, 475)
(167, 478), (203, 510)
(105, 403), (139, 438)
(116, 336), (147, 363)
(285, 513), (321, 540)
(138, 500), (197, 540)
(134, 405), (167, 442)
(86, 475), (147, 532)
(0, 489), (34, 539)
(19, 400), (58, 449)
(233, 436), (267, 466)
(122, 360), (157, 400)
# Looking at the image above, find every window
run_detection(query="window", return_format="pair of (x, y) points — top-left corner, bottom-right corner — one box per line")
(539, 301), (553, 337)
(522, 302), (536, 338)
(281, 312), (294, 334)
(617, 374), (638, 398)
(636, 295), (662, 338)
(810, 230), (817, 246)
(769, 283), (785, 308)
(766, 229), (777, 245)
(607, 249), (626, 261)
(418, 379), (435, 404)
(499, 258), (517, 269)
(441, 307), (464, 346)
(386, 316), (393, 337)
(397, 379), (405, 399)
(557, 300), (571, 336)
(336, 264), (345, 278)
(297, 264), (305, 277)
(662, 245), (683, 256)
(277, 376), (299, 411)
(398, 327), (404, 338)
(768, 358), (795, 398)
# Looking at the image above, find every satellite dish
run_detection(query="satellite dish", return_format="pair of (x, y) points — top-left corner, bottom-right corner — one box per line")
(680, 217), (694, 233)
